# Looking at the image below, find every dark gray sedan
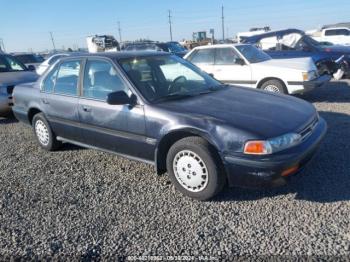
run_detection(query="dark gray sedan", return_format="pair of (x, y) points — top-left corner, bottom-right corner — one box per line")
(12, 52), (326, 200)
(0, 54), (38, 116)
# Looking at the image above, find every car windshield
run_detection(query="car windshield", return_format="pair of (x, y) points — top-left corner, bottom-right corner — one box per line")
(0, 55), (27, 72)
(118, 55), (223, 103)
(235, 45), (271, 63)
(14, 54), (44, 63)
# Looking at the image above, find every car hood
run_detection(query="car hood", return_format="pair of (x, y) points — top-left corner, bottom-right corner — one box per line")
(157, 86), (316, 138)
(0, 71), (38, 86)
(256, 57), (316, 71)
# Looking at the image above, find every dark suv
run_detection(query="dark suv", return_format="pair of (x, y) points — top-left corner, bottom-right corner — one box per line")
(13, 52), (326, 200)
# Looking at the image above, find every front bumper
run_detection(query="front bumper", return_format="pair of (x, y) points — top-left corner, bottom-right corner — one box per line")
(303, 74), (331, 90)
(287, 74), (331, 94)
(222, 117), (327, 188)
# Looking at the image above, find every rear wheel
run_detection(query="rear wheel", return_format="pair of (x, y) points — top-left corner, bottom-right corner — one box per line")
(260, 79), (287, 94)
(166, 136), (226, 201)
(32, 113), (61, 151)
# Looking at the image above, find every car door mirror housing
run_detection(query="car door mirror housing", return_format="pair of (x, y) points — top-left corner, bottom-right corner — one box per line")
(235, 58), (245, 65)
(107, 91), (134, 105)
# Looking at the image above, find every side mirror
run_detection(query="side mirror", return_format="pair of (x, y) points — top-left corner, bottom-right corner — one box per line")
(235, 58), (245, 66)
(27, 65), (36, 71)
(107, 91), (135, 105)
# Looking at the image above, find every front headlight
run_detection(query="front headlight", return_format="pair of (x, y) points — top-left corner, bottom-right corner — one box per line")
(302, 70), (317, 81)
(244, 133), (301, 155)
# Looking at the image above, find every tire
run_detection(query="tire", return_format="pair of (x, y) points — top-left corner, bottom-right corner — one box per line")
(260, 79), (287, 94)
(32, 113), (61, 151)
(166, 136), (226, 201)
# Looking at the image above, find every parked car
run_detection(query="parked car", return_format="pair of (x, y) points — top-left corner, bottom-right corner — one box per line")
(184, 44), (330, 94)
(0, 54), (38, 116)
(12, 53), (45, 70)
(13, 52), (327, 200)
(36, 53), (70, 75)
(242, 29), (350, 80)
(309, 27), (350, 46)
(123, 41), (188, 57)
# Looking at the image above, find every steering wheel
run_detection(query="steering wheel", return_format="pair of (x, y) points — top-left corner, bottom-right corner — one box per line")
(168, 76), (187, 94)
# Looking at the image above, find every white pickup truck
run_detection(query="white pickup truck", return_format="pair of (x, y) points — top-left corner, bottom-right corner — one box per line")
(309, 27), (350, 46)
(184, 44), (330, 95)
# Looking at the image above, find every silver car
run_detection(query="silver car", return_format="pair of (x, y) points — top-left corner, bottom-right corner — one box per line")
(0, 54), (38, 116)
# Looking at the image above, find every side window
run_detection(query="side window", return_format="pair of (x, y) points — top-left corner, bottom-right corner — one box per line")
(189, 49), (215, 64)
(48, 55), (65, 65)
(325, 30), (337, 36)
(336, 29), (349, 36)
(83, 60), (127, 100)
(215, 48), (241, 65)
(54, 60), (81, 96)
(42, 65), (59, 92)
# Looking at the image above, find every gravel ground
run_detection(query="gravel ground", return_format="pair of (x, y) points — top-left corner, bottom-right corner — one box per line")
(1, 80), (350, 260)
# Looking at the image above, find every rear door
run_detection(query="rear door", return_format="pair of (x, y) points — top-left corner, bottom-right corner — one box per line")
(42, 59), (83, 141)
(212, 47), (253, 87)
(78, 58), (152, 160)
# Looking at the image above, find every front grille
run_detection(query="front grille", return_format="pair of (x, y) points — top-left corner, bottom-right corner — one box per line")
(7, 85), (14, 95)
(299, 116), (318, 141)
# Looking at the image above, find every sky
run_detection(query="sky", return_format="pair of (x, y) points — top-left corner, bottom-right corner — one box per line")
(1, 0), (349, 52)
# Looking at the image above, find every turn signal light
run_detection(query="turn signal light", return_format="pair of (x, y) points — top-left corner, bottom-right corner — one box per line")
(244, 141), (271, 155)
(281, 165), (299, 177)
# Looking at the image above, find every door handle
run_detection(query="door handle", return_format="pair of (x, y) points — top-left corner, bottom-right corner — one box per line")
(82, 106), (91, 112)
(42, 99), (49, 104)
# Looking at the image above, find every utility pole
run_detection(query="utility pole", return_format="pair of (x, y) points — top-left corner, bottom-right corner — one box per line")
(221, 5), (225, 41)
(168, 10), (173, 41)
(49, 32), (56, 51)
(118, 21), (122, 43)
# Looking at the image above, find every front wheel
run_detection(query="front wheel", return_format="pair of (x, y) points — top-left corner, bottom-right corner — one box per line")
(260, 79), (287, 94)
(166, 136), (226, 201)
(32, 113), (61, 151)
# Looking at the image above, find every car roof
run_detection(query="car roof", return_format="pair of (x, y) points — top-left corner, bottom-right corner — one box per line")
(241, 29), (305, 43)
(60, 51), (170, 60)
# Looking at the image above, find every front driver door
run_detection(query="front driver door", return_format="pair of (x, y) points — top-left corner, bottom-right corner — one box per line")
(212, 47), (252, 87)
(78, 58), (153, 161)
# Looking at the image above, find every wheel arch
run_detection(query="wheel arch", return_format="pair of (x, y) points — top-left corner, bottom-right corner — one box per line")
(28, 107), (43, 124)
(155, 128), (221, 175)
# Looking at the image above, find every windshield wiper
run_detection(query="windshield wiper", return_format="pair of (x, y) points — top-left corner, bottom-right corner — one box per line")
(153, 85), (225, 103)
(152, 93), (194, 103)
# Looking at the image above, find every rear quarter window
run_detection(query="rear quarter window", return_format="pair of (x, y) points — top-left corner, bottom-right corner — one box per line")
(42, 65), (59, 92)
